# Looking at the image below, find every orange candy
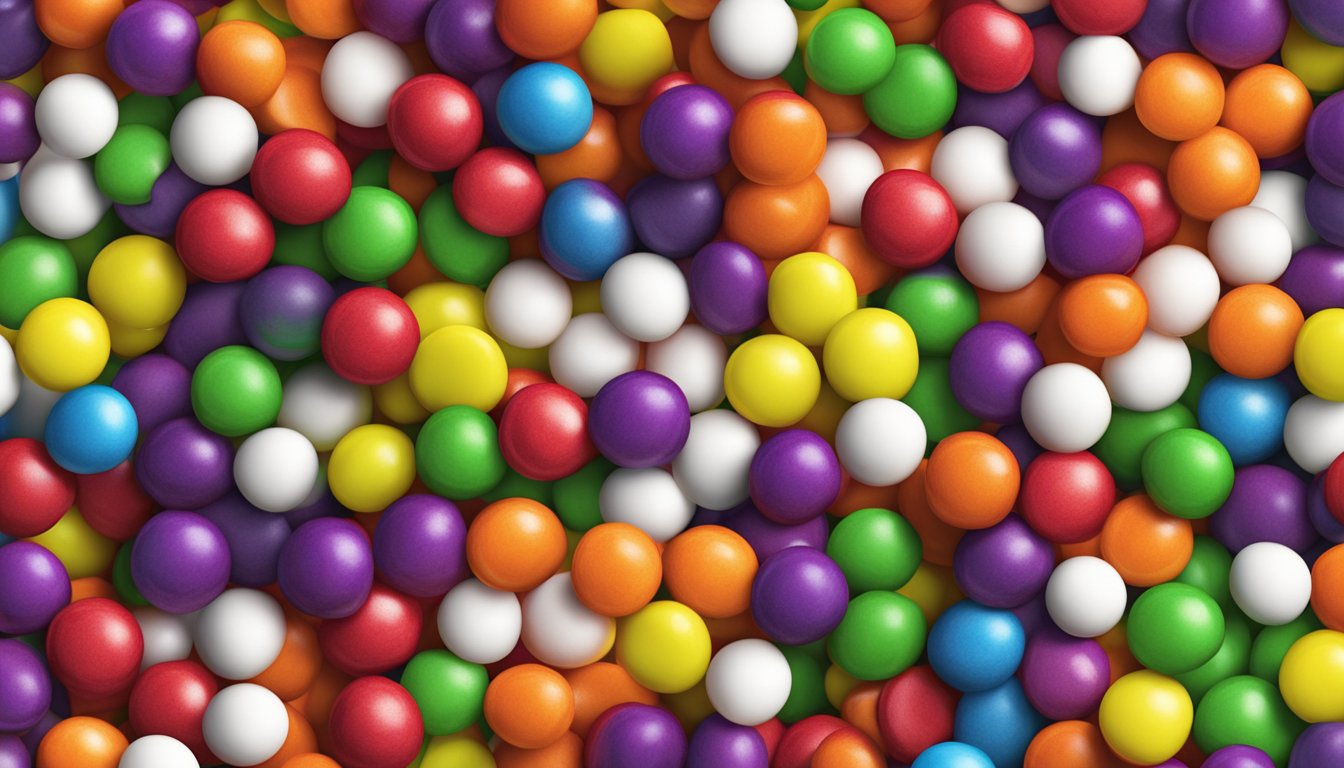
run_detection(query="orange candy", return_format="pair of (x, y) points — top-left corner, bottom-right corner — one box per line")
(1133, 53), (1225, 142)
(537, 106), (623, 189)
(865, 0), (936, 22)
(839, 684), (885, 749)
(1099, 494), (1194, 586)
(811, 727), (886, 768)
(285, 0), (360, 39)
(562, 662), (659, 738)
(1221, 64), (1313, 159)
(1100, 109), (1175, 173)
(34, 0), (122, 49)
(495, 731), (584, 768)
(1166, 126), (1261, 221)
(41, 42), (129, 98)
(466, 497), (568, 592)
(256, 706), (319, 768)
(36, 716), (128, 768)
(730, 91), (829, 186)
(1034, 298), (1104, 373)
(924, 432), (1020, 530)
(495, 0), (597, 59)
(1024, 720), (1120, 768)
(249, 613), (323, 701)
(197, 21), (287, 107)
(662, 524), (758, 619)
(280, 755), (342, 768)
(571, 522), (663, 617)
(812, 225), (900, 297)
(803, 80), (870, 137)
(896, 460), (964, 566)
(1055, 274), (1148, 358)
(859, 126), (941, 174)
(724, 176), (831, 261)
(1310, 543), (1344, 631)
(1207, 284), (1305, 380)
(484, 663), (576, 749)
(976, 273), (1062, 335)
(253, 65), (337, 140)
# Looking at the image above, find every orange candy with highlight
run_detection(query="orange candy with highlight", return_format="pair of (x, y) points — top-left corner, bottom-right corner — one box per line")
(730, 92), (829, 186)
(1134, 53), (1225, 142)
(484, 664), (576, 750)
(1310, 544), (1344, 632)
(36, 716), (128, 768)
(563, 662), (659, 738)
(495, 0), (597, 59)
(197, 21), (287, 107)
(1221, 64), (1313, 159)
(570, 522), (663, 617)
(1099, 494), (1194, 587)
(662, 524), (759, 619)
(1207, 284), (1305, 380)
(1166, 126), (1261, 221)
(1055, 274), (1148, 358)
(724, 176), (831, 261)
(466, 498), (568, 592)
(924, 432), (1020, 530)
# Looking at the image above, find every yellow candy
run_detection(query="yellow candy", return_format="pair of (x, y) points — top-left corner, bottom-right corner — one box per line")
(16, 298), (110, 392)
(1282, 20), (1344, 94)
(88, 235), (187, 330)
(768, 252), (858, 346)
(570, 280), (603, 315)
(898, 562), (961, 627)
(6, 64), (43, 98)
(498, 337), (551, 373)
(662, 679), (716, 732)
(795, 380), (849, 444)
(108, 321), (169, 359)
(824, 663), (861, 710)
(1295, 308), (1344, 402)
(328, 424), (416, 513)
(214, 0), (298, 35)
(418, 733), (495, 768)
(1279, 629), (1344, 722)
(27, 508), (116, 580)
(373, 373), (431, 425)
(404, 282), (488, 338)
(724, 334), (821, 427)
(578, 9), (674, 106)
(617, 600), (712, 694)
(1098, 670), (1192, 766)
(409, 325), (508, 412)
(823, 307), (919, 401)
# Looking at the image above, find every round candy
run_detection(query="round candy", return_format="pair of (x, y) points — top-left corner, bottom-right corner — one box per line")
(1098, 670), (1193, 765)
(44, 384), (137, 475)
(437, 579), (521, 665)
(864, 44), (958, 140)
(824, 307), (919, 402)
(723, 334), (820, 428)
(708, 0), (798, 79)
(828, 591), (926, 680)
(46, 597), (143, 697)
(640, 85), (732, 180)
(1187, 0), (1288, 69)
(1019, 628), (1109, 721)
(278, 518), (374, 619)
(835, 398), (926, 488)
(705, 639), (792, 726)
(730, 92), (826, 186)
(912, 743), (995, 768)
(751, 547), (849, 645)
(0, 541), (69, 635)
(1128, 582), (1225, 674)
(1057, 35), (1142, 117)
(191, 345), (281, 438)
(195, 19), (284, 107)
(600, 252), (690, 343)
(805, 8), (897, 94)
(193, 588), (286, 680)
(1297, 308), (1344, 402)
(1142, 428), (1235, 519)
(276, 362), (372, 452)
(948, 322), (1041, 424)
(861, 171), (958, 269)
(105, 0), (199, 96)
(34, 74), (118, 160)
(1132, 244), (1221, 337)
(954, 202), (1045, 292)
(688, 715), (770, 768)
(928, 601), (1025, 692)
(540, 180), (634, 281)
(1021, 363), (1113, 453)
(135, 418), (235, 509)
(131, 511), (230, 614)
(170, 96), (258, 186)
(175, 189), (274, 283)
(570, 523), (660, 619)
(320, 31), (414, 127)
(1208, 206), (1293, 286)
(93, 124), (171, 206)
(323, 186), (418, 282)
(233, 427), (319, 513)
(1168, 126), (1261, 222)
(1229, 542), (1311, 627)
(1193, 675), (1301, 765)
(616, 601), (711, 694)
(1280, 630), (1344, 722)
(1046, 185), (1143, 277)
(387, 74), (482, 172)
(588, 371), (689, 469)
(954, 514), (1053, 608)
(1045, 556), (1127, 638)
(750, 429), (842, 525)
(936, 4), (1032, 94)
(250, 130), (352, 225)
(239, 266), (334, 362)
(586, 703), (687, 768)
(497, 62), (592, 155)
(1010, 104), (1101, 201)
(0, 84), (37, 164)
(400, 649), (487, 737)
(16, 297), (110, 392)
(321, 287), (420, 386)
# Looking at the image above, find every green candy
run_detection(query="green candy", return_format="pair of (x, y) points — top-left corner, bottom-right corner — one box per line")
(780, 48), (808, 95)
(191, 345), (283, 437)
(827, 591), (926, 681)
(400, 649), (489, 736)
(1175, 614), (1251, 704)
(65, 210), (129, 288)
(419, 185), (509, 287)
(0, 236), (78, 328)
(553, 458), (616, 532)
(777, 644), (830, 723)
(863, 45), (957, 139)
(118, 93), (176, 135)
(1249, 610), (1322, 682)
(785, 0), (827, 8)
(323, 186), (418, 282)
(826, 507), (922, 593)
(1127, 582), (1225, 675)
(902, 357), (979, 447)
(114, 539), (150, 607)
(884, 271), (979, 357)
(1180, 346), (1220, 414)
(481, 468), (554, 507)
(804, 9), (897, 95)
(1142, 428), (1235, 518)
(1093, 402), (1197, 491)
(415, 406), (506, 500)
(353, 151), (394, 187)
(94, 125), (171, 205)
(273, 223), (338, 280)
(1175, 535), (1234, 609)
(1192, 675), (1305, 765)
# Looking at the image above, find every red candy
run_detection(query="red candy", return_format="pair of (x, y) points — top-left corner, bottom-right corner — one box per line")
(318, 583), (422, 676)
(1098, 162), (1182, 256)
(45, 597), (144, 698)
(1052, 0), (1147, 35)
(451, 148), (547, 237)
(0, 437), (76, 538)
(327, 676), (425, 768)
(1020, 451), (1117, 544)
(1326, 451), (1344, 524)
(861, 170), (959, 269)
(128, 660), (219, 760)
(498, 382), (598, 482)
(75, 460), (155, 542)
(250, 129), (354, 225)
(1029, 23), (1075, 102)
(877, 665), (959, 763)
(320, 287), (421, 386)
(772, 714), (849, 768)
(386, 74), (484, 172)
(175, 189), (276, 283)
(936, 4), (1034, 94)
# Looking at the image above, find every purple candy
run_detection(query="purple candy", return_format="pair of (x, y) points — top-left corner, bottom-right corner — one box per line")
(0, 735), (28, 768)
(1010, 592), (1050, 638)
(750, 546), (849, 645)
(1291, 0), (1344, 44)
(589, 371), (691, 469)
(749, 429), (842, 525)
(352, 0), (435, 42)
(1019, 626), (1109, 720)
(996, 422), (1044, 476)
(278, 517), (374, 619)
(373, 494), (467, 597)
(950, 322), (1044, 424)
(1290, 723), (1344, 766)
(0, 639), (48, 732)
(114, 163), (207, 239)
(163, 281), (248, 368)
(953, 514), (1054, 608)
(131, 510), (231, 613)
(688, 714), (768, 768)
(1210, 464), (1317, 553)
(1205, 744), (1276, 768)
(689, 241), (768, 335)
(135, 417), (235, 509)
(17, 710), (59, 755)
(284, 488), (352, 529)
(1046, 184), (1143, 277)
(640, 85), (734, 180)
(1307, 174), (1344, 248)
(112, 353), (192, 434)
(586, 704), (687, 768)
(0, 83), (36, 164)
(470, 66), (514, 149)
(105, 0), (199, 96)
(423, 0), (513, 81)
(1128, 0), (1194, 58)
(1307, 92), (1344, 187)
(0, 0), (48, 80)
(1186, 0), (1288, 69)
(0, 541), (69, 635)
(951, 79), (1047, 141)
(627, 174), (723, 259)
(196, 492), (292, 588)
(1012, 188), (1055, 224)
(718, 501), (829, 562)
(1308, 474), (1344, 543)
(240, 265), (335, 361)
(1278, 244), (1344, 317)
(1010, 104), (1103, 200)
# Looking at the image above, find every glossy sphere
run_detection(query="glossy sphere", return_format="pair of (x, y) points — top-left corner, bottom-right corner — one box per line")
(170, 96), (259, 186)
(191, 346), (281, 437)
(1168, 127), (1261, 221)
(829, 591), (926, 680)
(176, 189), (274, 282)
(437, 579), (521, 665)
(1296, 308), (1344, 402)
(320, 583), (420, 675)
(540, 180), (634, 281)
(485, 664), (574, 749)
(196, 20), (284, 107)
(805, 9), (897, 94)
(321, 288), (419, 385)
(415, 405), (505, 498)
(452, 148), (544, 237)
(250, 130), (352, 225)
(936, 4), (1032, 93)
(586, 703), (687, 768)
(0, 541), (68, 634)
(1128, 582), (1225, 674)
(36, 717), (129, 768)
(1100, 494), (1194, 586)
(1224, 64), (1312, 159)
(730, 92), (827, 186)
(865, 44), (959, 139)
(928, 601), (1025, 692)
(1209, 285), (1304, 380)
(641, 85), (732, 180)
(0, 639), (49, 733)
(498, 382), (593, 481)
(1046, 185), (1143, 278)
(1280, 630), (1344, 722)
(278, 518), (374, 619)
(1135, 53), (1225, 141)
(16, 297), (109, 391)
(861, 170), (958, 269)
(589, 371), (689, 468)
(131, 511), (230, 614)
(373, 495), (466, 597)
(616, 601), (712, 694)
(1021, 451), (1115, 543)
(751, 546), (849, 645)
(320, 32), (414, 128)
(387, 74), (482, 171)
(723, 334), (820, 428)
(925, 432), (1020, 529)
(497, 62), (592, 155)
(1045, 556), (1127, 638)
(1098, 670), (1193, 765)
(571, 523), (661, 617)
(43, 384), (136, 475)
(328, 677), (424, 768)
(466, 498), (566, 592)
(46, 597), (142, 697)
(750, 429), (842, 525)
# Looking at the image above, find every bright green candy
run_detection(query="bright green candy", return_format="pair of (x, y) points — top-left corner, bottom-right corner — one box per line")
(481, 468), (553, 507)
(1141, 428), (1235, 519)
(1175, 535), (1233, 609)
(1127, 582), (1225, 675)
(553, 457), (615, 532)
(94, 124), (171, 205)
(827, 507), (921, 593)
(1249, 610), (1322, 682)
(118, 93), (176, 135)
(1180, 347), (1220, 414)
(323, 186), (418, 282)
(415, 406), (506, 499)
(902, 357), (978, 446)
(1093, 402), (1197, 491)
(786, 0), (827, 8)
(400, 649), (489, 736)
(113, 539), (150, 607)
(420, 185), (509, 287)
(804, 8), (896, 95)
(353, 151), (393, 187)
(1192, 675), (1305, 765)
(273, 223), (338, 280)
(863, 45), (957, 139)
(1175, 614), (1250, 704)
(777, 644), (829, 723)
(827, 591), (925, 681)
(191, 345), (283, 437)
(884, 271), (978, 357)
(0, 236), (78, 328)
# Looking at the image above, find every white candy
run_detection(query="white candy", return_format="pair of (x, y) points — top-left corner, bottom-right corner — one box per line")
(955, 201), (1046, 292)
(202, 684), (289, 768)
(233, 427), (320, 513)
(521, 573), (615, 668)
(835, 398), (926, 487)
(1251, 170), (1318, 253)
(0, 336), (18, 418)
(34, 74), (118, 159)
(705, 639), (792, 726)
(646, 324), (727, 413)
(485, 259), (573, 349)
(1045, 556), (1127, 638)
(321, 31), (415, 128)
(437, 579), (522, 665)
(133, 607), (195, 670)
(1208, 206), (1293, 285)
(118, 735), (200, 768)
(1284, 394), (1344, 473)
(1058, 36), (1142, 116)
(600, 252), (690, 343)
(193, 589), (287, 680)
(170, 97), (259, 186)
(817, 138), (885, 227)
(1131, 245), (1221, 337)
(600, 467), (696, 542)
(1229, 542), (1312, 626)
(1101, 330), (1191, 412)
(277, 362), (373, 452)
(1021, 363), (1112, 453)
(708, 0), (798, 80)
(931, 126), (1018, 215)
(5, 374), (61, 440)
(549, 312), (640, 397)
(18, 146), (109, 240)
(672, 409), (760, 511)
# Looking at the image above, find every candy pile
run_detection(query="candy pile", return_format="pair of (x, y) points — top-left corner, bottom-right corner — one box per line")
(4, 0), (1344, 766)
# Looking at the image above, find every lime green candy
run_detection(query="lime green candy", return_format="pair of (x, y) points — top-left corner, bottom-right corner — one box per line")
(826, 507), (922, 593)
(420, 185), (509, 287)
(903, 357), (978, 446)
(1127, 582), (1225, 675)
(400, 649), (489, 736)
(804, 8), (897, 95)
(863, 44), (957, 139)
(1175, 535), (1233, 609)
(777, 644), (830, 723)
(0, 236), (79, 328)
(553, 457), (616, 532)
(191, 345), (283, 437)
(323, 186), (418, 282)
(1192, 675), (1305, 765)
(95, 124), (171, 205)
(884, 271), (979, 357)
(1093, 402), (1197, 491)
(827, 591), (926, 681)
(1141, 428), (1235, 518)
(415, 406), (506, 500)
(1249, 610), (1322, 682)
(1174, 613), (1250, 704)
